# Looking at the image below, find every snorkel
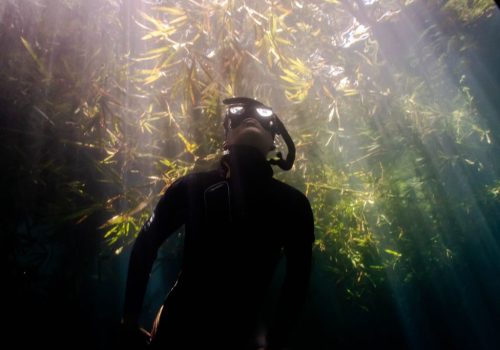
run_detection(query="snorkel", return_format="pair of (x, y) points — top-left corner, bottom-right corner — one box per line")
(268, 114), (295, 170)
(223, 97), (296, 171)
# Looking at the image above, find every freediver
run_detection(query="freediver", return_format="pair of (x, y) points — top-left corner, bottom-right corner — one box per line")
(121, 97), (315, 350)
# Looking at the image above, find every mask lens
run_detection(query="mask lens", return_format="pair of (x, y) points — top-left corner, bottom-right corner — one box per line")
(228, 106), (244, 115)
(256, 107), (273, 118)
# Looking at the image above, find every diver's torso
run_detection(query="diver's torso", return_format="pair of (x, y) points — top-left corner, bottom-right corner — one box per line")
(156, 168), (301, 340)
(179, 169), (293, 298)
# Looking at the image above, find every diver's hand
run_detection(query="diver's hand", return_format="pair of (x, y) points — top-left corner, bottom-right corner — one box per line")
(119, 320), (151, 349)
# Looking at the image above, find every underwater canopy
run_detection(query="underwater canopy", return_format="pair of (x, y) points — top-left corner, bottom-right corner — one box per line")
(2, 0), (499, 348)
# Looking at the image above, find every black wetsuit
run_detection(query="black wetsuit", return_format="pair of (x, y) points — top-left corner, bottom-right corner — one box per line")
(123, 145), (315, 349)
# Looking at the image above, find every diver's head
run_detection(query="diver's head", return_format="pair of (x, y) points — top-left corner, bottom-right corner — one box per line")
(222, 97), (296, 170)
(222, 97), (276, 156)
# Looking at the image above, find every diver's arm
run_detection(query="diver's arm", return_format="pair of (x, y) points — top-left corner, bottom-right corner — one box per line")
(267, 195), (315, 349)
(122, 177), (188, 326)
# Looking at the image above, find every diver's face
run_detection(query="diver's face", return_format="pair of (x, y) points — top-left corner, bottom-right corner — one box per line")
(224, 116), (275, 155)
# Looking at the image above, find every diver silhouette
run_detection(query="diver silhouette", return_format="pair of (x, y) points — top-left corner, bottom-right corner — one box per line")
(121, 97), (315, 350)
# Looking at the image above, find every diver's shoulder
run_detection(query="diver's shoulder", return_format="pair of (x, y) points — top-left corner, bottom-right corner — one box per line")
(184, 168), (220, 179)
(180, 169), (223, 187)
(270, 178), (309, 202)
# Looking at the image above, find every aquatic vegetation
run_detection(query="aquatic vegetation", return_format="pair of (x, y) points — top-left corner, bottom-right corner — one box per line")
(2, 0), (499, 347)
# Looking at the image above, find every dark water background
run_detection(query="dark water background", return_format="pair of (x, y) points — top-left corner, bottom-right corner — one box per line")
(2, 1), (500, 349)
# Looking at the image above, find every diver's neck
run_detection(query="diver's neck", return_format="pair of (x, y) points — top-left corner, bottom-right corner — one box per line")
(224, 144), (268, 159)
(221, 145), (273, 180)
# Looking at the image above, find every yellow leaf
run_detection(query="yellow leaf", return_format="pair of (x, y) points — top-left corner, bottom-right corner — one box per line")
(169, 15), (188, 26)
(342, 89), (359, 96)
(128, 199), (150, 216)
(385, 249), (402, 257)
(280, 75), (299, 84)
(281, 68), (300, 80)
(177, 132), (198, 154)
(275, 37), (292, 46)
(140, 12), (165, 30)
(21, 36), (49, 77)
(143, 71), (161, 85)
(144, 46), (171, 55)
(154, 6), (186, 16)
(100, 215), (126, 229)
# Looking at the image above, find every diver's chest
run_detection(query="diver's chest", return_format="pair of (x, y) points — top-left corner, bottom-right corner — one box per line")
(192, 180), (287, 252)
(201, 180), (285, 231)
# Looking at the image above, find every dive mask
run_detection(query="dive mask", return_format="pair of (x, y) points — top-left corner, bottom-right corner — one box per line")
(224, 99), (276, 134)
